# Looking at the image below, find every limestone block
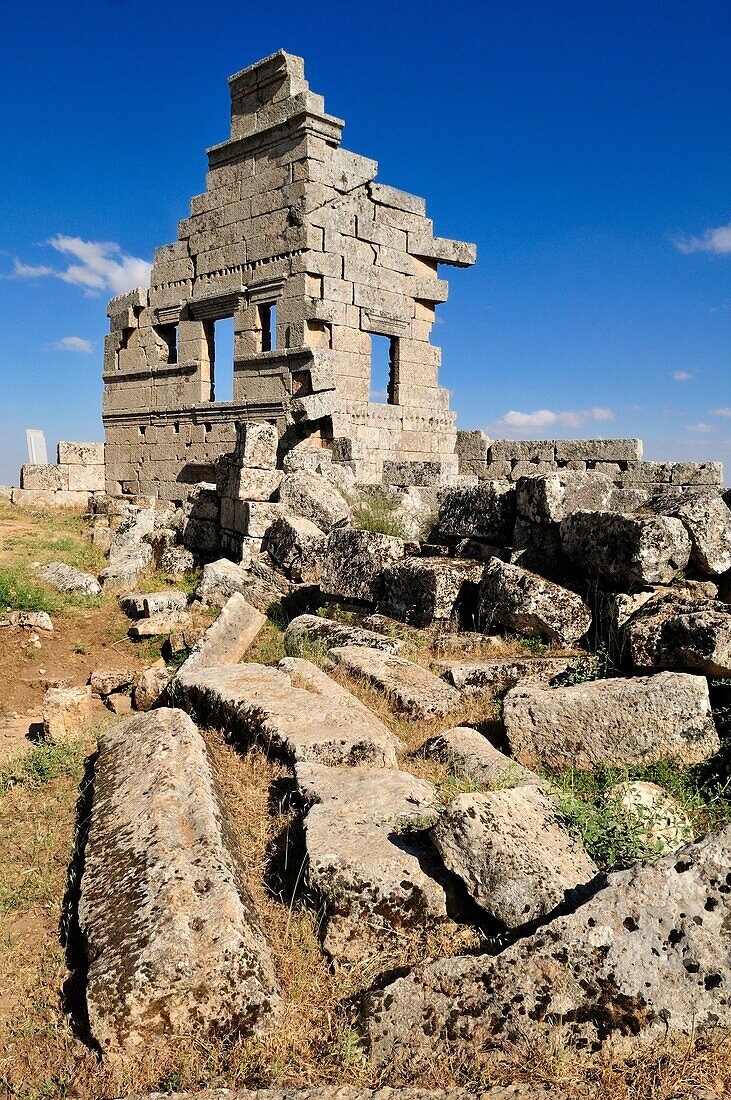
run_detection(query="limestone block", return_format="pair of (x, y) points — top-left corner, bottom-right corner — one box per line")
(279, 470), (349, 531)
(554, 438), (643, 462)
(296, 761), (447, 964)
(648, 490), (731, 575)
(20, 464), (68, 491)
(408, 233), (477, 267)
(489, 440), (555, 463)
(243, 502), (285, 538)
(380, 557), (483, 627)
(364, 828), (731, 1061)
(438, 482), (516, 544)
(504, 671), (719, 769)
(197, 558), (252, 607)
(516, 471), (614, 524)
(431, 787), (598, 928)
(42, 685), (92, 742)
(329, 646), (462, 720)
(178, 593), (266, 675)
(437, 654), (594, 696)
(265, 515), (326, 582)
(175, 658), (400, 767)
(479, 559), (591, 645)
(235, 468), (283, 502)
(37, 562), (102, 596)
(78, 708), (281, 1057)
(320, 528), (405, 603)
(66, 464), (106, 492)
(628, 593), (731, 677)
(560, 511), (691, 587)
(235, 421), (278, 469)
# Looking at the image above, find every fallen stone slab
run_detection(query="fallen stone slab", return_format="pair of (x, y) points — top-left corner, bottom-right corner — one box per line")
(177, 593), (265, 675)
(176, 658), (400, 766)
(503, 671), (719, 769)
(329, 645), (462, 719)
(36, 561), (102, 597)
(11, 488), (90, 510)
(648, 489), (731, 575)
(279, 470), (350, 531)
(128, 610), (193, 638)
(437, 654), (594, 696)
(296, 761), (447, 963)
(42, 685), (91, 742)
(265, 514), (326, 582)
(89, 668), (136, 696)
(628, 594), (731, 676)
(516, 471), (615, 524)
(109, 504), (155, 558)
(418, 726), (542, 789)
(379, 557), (483, 627)
(77, 708), (280, 1058)
(320, 527), (405, 603)
(431, 787), (598, 928)
(99, 544), (153, 591)
(479, 559), (591, 645)
(158, 546), (197, 576)
(560, 511), (691, 587)
(438, 481), (516, 543)
(364, 827), (731, 1063)
(284, 613), (403, 656)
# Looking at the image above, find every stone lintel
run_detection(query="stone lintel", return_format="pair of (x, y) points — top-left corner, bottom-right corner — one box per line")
(408, 234), (477, 268)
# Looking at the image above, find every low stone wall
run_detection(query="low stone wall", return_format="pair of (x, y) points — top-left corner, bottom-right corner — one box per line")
(10, 441), (105, 509)
(456, 431), (724, 490)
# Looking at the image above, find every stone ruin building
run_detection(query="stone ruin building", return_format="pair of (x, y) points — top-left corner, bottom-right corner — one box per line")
(101, 50), (475, 497)
(13, 50), (725, 523)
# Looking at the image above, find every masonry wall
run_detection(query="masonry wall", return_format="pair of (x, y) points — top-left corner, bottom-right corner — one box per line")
(102, 51), (474, 499)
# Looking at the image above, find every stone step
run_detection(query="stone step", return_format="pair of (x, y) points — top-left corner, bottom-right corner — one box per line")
(176, 657), (401, 766)
(77, 708), (281, 1059)
(329, 645), (462, 719)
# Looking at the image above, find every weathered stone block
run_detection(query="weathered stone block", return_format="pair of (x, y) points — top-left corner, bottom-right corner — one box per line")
(20, 464), (68, 491)
(560, 511), (691, 587)
(438, 482), (516, 543)
(479, 558), (591, 645)
(379, 556), (483, 627)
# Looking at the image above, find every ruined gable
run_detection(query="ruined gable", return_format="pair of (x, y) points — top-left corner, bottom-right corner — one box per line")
(102, 50), (475, 498)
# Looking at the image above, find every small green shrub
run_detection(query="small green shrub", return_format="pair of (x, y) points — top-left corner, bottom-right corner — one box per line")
(515, 635), (550, 655)
(0, 565), (62, 613)
(351, 488), (407, 539)
(0, 739), (86, 793)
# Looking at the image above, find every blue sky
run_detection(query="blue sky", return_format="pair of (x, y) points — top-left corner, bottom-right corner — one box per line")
(1, 0), (730, 485)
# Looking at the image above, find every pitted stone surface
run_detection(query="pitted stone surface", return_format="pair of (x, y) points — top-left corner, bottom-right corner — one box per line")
(648, 490), (731, 575)
(479, 559), (591, 645)
(329, 645), (462, 719)
(516, 471), (615, 524)
(279, 470), (350, 532)
(99, 544), (153, 591)
(284, 613), (403, 656)
(197, 558), (253, 607)
(176, 658), (400, 766)
(503, 671), (719, 769)
(629, 594), (731, 676)
(36, 561), (102, 597)
(265, 514), (326, 583)
(296, 761), (447, 963)
(560, 511), (691, 587)
(438, 482), (516, 544)
(320, 528), (405, 603)
(430, 787), (598, 928)
(78, 708), (281, 1057)
(379, 557), (483, 627)
(364, 827), (731, 1062)
(419, 727), (542, 790)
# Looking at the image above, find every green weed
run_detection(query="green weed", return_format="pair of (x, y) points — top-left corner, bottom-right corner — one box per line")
(350, 488), (407, 539)
(0, 565), (62, 614)
(0, 740), (86, 794)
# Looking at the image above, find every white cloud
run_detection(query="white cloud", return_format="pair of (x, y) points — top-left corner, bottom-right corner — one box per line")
(673, 370), (694, 381)
(490, 407), (615, 435)
(710, 407), (731, 418)
(675, 220), (731, 256)
(7, 235), (151, 296)
(686, 422), (716, 434)
(52, 336), (93, 353)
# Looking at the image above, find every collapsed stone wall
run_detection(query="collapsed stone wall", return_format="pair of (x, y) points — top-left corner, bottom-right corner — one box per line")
(102, 50), (475, 499)
(456, 431), (724, 491)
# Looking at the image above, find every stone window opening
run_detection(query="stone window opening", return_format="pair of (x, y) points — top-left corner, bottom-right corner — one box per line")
(203, 316), (235, 403)
(369, 333), (398, 404)
(259, 302), (277, 352)
(154, 323), (178, 365)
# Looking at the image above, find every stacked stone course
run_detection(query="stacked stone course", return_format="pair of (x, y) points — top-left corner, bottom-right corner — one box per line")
(13, 441), (105, 509)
